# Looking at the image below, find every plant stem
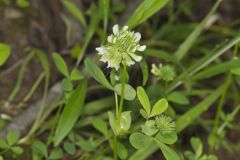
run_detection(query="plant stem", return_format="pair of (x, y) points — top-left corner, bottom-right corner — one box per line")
(114, 135), (118, 160)
(118, 64), (127, 120)
(212, 74), (232, 134)
(8, 52), (35, 102)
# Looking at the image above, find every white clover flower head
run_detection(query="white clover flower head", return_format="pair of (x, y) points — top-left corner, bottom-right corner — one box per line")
(96, 24), (146, 70)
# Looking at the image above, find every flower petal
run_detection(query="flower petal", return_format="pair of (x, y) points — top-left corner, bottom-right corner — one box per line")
(107, 35), (114, 43)
(135, 32), (141, 41)
(96, 46), (107, 55)
(137, 45), (146, 51)
(123, 26), (129, 31)
(129, 53), (142, 62)
(125, 55), (135, 66)
(113, 24), (119, 35)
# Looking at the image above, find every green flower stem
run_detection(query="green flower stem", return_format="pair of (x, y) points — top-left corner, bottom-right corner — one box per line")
(118, 64), (127, 120)
(115, 93), (119, 116)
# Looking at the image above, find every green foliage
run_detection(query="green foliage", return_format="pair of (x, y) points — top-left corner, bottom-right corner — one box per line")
(130, 132), (152, 150)
(2, 1), (239, 160)
(61, 0), (86, 26)
(174, 0), (222, 61)
(150, 99), (168, 117)
(108, 111), (132, 136)
(54, 81), (88, 146)
(91, 117), (108, 136)
(0, 132), (23, 156)
(0, 43), (11, 66)
(114, 83), (136, 100)
(84, 58), (113, 90)
(52, 52), (69, 78)
(154, 139), (181, 160)
(16, 0), (29, 8)
(127, 0), (170, 28)
(167, 92), (189, 105)
(137, 87), (151, 116)
(137, 86), (169, 119)
(184, 137), (218, 160)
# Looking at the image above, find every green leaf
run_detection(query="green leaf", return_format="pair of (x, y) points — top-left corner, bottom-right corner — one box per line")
(119, 111), (132, 133)
(52, 52), (69, 78)
(155, 132), (177, 145)
(0, 43), (11, 66)
(63, 142), (76, 155)
(141, 120), (158, 136)
(167, 92), (189, 105)
(0, 155), (3, 160)
(76, 139), (95, 152)
(16, 0), (29, 8)
(127, 0), (170, 28)
(0, 139), (8, 149)
(70, 43), (82, 59)
(150, 98), (168, 117)
(7, 132), (19, 146)
(174, 0), (222, 61)
(91, 117), (108, 136)
(84, 58), (113, 90)
(130, 132), (152, 150)
(137, 86), (151, 116)
(98, 0), (109, 31)
(76, 4), (100, 66)
(49, 148), (63, 160)
(54, 81), (87, 146)
(139, 59), (149, 86)
(117, 141), (128, 159)
(154, 139), (180, 160)
(108, 111), (117, 135)
(62, 0), (86, 26)
(190, 137), (203, 157)
(31, 141), (48, 157)
(139, 109), (148, 119)
(70, 68), (84, 81)
(114, 83), (136, 101)
(11, 146), (23, 155)
(61, 78), (73, 92)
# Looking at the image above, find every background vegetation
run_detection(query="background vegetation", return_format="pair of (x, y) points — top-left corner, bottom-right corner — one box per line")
(0, 0), (240, 159)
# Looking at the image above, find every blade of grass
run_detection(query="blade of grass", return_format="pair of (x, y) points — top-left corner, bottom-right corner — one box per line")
(168, 34), (240, 92)
(8, 52), (35, 102)
(127, 0), (170, 29)
(174, 0), (222, 61)
(76, 4), (100, 66)
(99, 0), (109, 32)
(191, 59), (240, 80)
(61, 0), (86, 26)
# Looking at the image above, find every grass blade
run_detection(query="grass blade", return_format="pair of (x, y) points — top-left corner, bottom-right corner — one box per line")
(62, 0), (86, 26)
(174, 0), (222, 61)
(191, 59), (240, 80)
(127, 0), (170, 28)
(99, 0), (109, 32)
